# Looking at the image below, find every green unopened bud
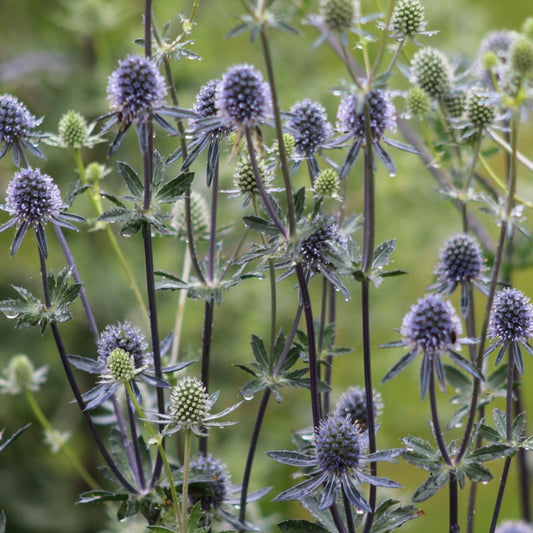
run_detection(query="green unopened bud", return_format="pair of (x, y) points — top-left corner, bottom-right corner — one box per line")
(440, 90), (467, 119)
(85, 162), (109, 182)
(510, 37), (533, 77)
(169, 376), (209, 426)
(0, 354), (48, 395)
(482, 51), (499, 71)
(107, 348), (135, 383)
(314, 168), (340, 198)
(411, 47), (452, 98)
(272, 133), (295, 161)
(391, 0), (425, 39)
(58, 111), (88, 149)
(466, 92), (495, 129)
(171, 191), (209, 240)
(406, 87), (431, 117)
(319, 0), (356, 32)
(234, 156), (268, 196)
(522, 18), (533, 40)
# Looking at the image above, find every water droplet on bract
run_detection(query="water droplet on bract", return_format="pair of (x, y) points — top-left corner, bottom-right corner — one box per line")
(4, 312), (20, 319)
(356, 509), (364, 515)
(481, 481), (489, 485)
(242, 394), (254, 401)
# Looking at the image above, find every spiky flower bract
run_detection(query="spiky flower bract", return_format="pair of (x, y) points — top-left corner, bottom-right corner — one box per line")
(431, 233), (487, 316)
(383, 294), (482, 398)
(268, 414), (400, 511)
(390, 0), (426, 40)
(486, 288), (533, 374)
(1, 167), (80, 257)
(286, 99), (332, 159)
(334, 386), (384, 430)
(411, 47), (452, 98)
(97, 321), (149, 369)
(319, 0), (355, 33)
(107, 55), (166, 124)
(0, 354), (48, 395)
(216, 64), (271, 128)
(0, 94), (43, 166)
(189, 454), (231, 511)
(495, 521), (533, 533)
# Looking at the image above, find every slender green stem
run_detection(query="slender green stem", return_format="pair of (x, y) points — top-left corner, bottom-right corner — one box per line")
(125, 381), (181, 529)
(73, 148), (149, 323)
(24, 389), (99, 489)
(170, 247), (192, 365)
(181, 429), (193, 533)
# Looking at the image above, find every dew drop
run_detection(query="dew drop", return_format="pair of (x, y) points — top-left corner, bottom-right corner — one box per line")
(242, 394), (254, 401)
(4, 312), (20, 319)
(356, 508), (365, 515)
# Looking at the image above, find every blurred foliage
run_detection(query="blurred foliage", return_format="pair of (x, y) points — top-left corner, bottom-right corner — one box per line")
(0, 0), (532, 532)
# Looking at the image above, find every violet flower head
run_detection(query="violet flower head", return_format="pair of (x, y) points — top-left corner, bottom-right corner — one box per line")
(216, 64), (271, 128)
(97, 320), (149, 369)
(486, 288), (533, 374)
(0, 94), (44, 166)
(1, 167), (80, 257)
(383, 294), (482, 399)
(268, 413), (401, 511)
(495, 521), (533, 533)
(189, 453), (231, 511)
(107, 55), (167, 124)
(286, 99), (332, 159)
(334, 385), (384, 431)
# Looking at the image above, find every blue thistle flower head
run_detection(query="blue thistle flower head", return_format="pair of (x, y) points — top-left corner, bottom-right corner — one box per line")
(489, 288), (533, 344)
(216, 64), (271, 128)
(190, 79), (232, 137)
(107, 55), (167, 124)
(97, 321), (149, 368)
(286, 99), (332, 158)
(300, 220), (347, 271)
(334, 386), (384, 430)
(315, 415), (362, 474)
(189, 453), (231, 511)
(435, 234), (484, 285)
(336, 89), (396, 141)
(4, 168), (63, 225)
(401, 294), (462, 355)
(495, 521), (533, 533)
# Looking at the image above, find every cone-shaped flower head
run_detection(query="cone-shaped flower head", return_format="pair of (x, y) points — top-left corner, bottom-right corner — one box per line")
(300, 221), (346, 270)
(391, 0), (426, 39)
(319, 0), (355, 32)
(191, 78), (232, 137)
(169, 376), (210, 428)
(107, 55), (167, 123)
(106, 348), (136, 384)
(0, 354), (47, 395)
(171, 191), (209, 240)
(286, 99), (332, 158)
(0, 94), (41, 150)
(234, 155), (269, 197)
(313, 168), (340, 199)
(336, 89), (396, 141)
(334, 386), (384, 430)
(411, 47), (452, 98)
(58, 111), (88, 149)
(436, 234), (484, 285)
(316, 415), (361, 473)
(97, 321), (148, 368)
(489, 288), (533, 344)
(216, 64), (271, 128)
(465, 92), (495, 130)
(401, 294), (462, 355)
(510, 37), (533, 78)
(406, 87), (431, 118)
(5, 168), (63, 225)
(189, 454), (231, 511)
(441, 90), (467, 119)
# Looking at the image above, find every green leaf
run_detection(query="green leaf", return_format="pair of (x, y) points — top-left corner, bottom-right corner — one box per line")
(372, 239), (396, 269)
(243, 215), (279, 235)
(154, 172), (194, 203)
(372, 499), (422, 532)
(278, 520), (329, 532)
(78, 490), (128, 504)
(251, 335), (268, 368)
(470, 444), (513, 462)
(0, 423), (31, 452)
(478, 423), (501, 443)
(460, 461), (492, 483)
(117, 161), (143, 198)
(412, 472), (449, 502)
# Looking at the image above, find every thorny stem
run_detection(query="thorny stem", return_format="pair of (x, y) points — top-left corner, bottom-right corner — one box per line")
(37, 247), (137, 494)
(24, 389), (99, 490)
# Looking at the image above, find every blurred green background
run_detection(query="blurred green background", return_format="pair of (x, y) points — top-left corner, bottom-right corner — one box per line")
(0, 0), (532, 531)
